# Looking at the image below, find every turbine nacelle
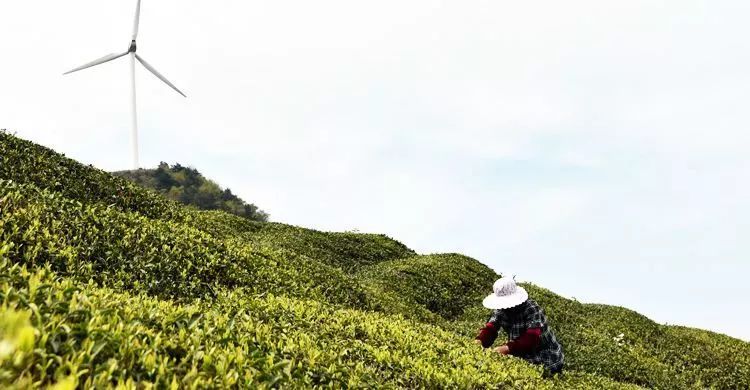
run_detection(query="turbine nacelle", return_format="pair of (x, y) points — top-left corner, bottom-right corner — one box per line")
(128, 40), (137, 53)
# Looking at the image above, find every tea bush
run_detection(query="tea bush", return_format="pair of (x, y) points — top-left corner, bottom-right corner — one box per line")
(0, 131), (178, 221)
(2, 131), (749, 389)
(655, 326), (750, 389)
(519, 283), (750, 389)
(0, 180), (368, 308)
(1, 254), (632, 389)
(244, 223), (414, 272)
(358, 254), (497, 320)
(0, 131), (414, 273)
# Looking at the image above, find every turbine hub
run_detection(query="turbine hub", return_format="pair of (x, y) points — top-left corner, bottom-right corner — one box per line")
(128, 40), (137, 53)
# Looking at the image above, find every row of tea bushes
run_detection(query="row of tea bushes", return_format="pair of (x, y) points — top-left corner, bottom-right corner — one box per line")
(3, 131), (749, 389)
(0, 131), (415, 273)
(0, 179), (367, 308)
(519, 284), (750, 389)
(1, 252), (642, 389)
(0, 130), (178, 221)
(357, 254), (498, 320)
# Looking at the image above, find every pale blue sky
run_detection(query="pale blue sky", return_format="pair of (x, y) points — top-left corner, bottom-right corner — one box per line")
(1, 0), (749, 340)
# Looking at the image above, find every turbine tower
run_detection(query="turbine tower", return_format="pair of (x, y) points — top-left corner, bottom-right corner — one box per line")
(64, 0), (186, 169)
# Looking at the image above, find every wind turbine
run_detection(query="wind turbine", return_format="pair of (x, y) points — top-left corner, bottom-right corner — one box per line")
(64, 0), (186, 170)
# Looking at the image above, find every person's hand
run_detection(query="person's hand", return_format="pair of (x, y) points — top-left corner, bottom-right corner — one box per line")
(474, 339), (484, 347)
(493, 345), (510, 355)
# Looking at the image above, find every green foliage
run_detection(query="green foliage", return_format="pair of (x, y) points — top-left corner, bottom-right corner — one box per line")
(521, 283), (750, 389)
(245, 223), (415, 272)
(0, 131), (178, 222)
(0, 258), (558, 389)
(0, 179), (368, 308)
(655, 327), (750, 388)
(0, 304), (35, 384)
(0, 131), (409, 273)
(1, 130), (749, 389)
(113, 162), (269, 222)
(358, 254), (497, 320)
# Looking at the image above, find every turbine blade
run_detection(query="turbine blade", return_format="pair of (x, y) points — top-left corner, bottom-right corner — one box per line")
(63, 52), (129, 75)
(135, 54), (187, 97)
(132, 0), (142, 39)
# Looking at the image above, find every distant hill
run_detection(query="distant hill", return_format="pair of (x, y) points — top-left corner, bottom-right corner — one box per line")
(114, 162), (268, 222)
(1, 130), (749, 389)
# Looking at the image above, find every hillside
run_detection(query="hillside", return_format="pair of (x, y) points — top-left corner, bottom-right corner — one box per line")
(1, 130), (749, 389)
(113, 162), (269, 222)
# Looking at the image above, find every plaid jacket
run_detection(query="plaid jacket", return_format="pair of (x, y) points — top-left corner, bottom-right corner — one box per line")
(488, 299), (564, 372)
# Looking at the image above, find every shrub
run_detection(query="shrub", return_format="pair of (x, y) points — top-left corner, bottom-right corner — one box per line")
(1, 131), (749, 389)
(0, 180), (368, 308)
(358, 254), (498, 320)
(0, 257), (558, 389)
(0, 131), (414, 274)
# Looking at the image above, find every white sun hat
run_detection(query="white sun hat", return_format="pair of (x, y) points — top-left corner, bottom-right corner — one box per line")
(482, 277), (529, 310)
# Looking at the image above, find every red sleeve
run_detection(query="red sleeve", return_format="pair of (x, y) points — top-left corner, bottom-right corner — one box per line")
(475, 322), (499, 348)
(506, 328), (542, 355)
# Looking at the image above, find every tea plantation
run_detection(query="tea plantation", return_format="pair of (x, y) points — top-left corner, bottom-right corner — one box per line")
(1, 131), (749, 389)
